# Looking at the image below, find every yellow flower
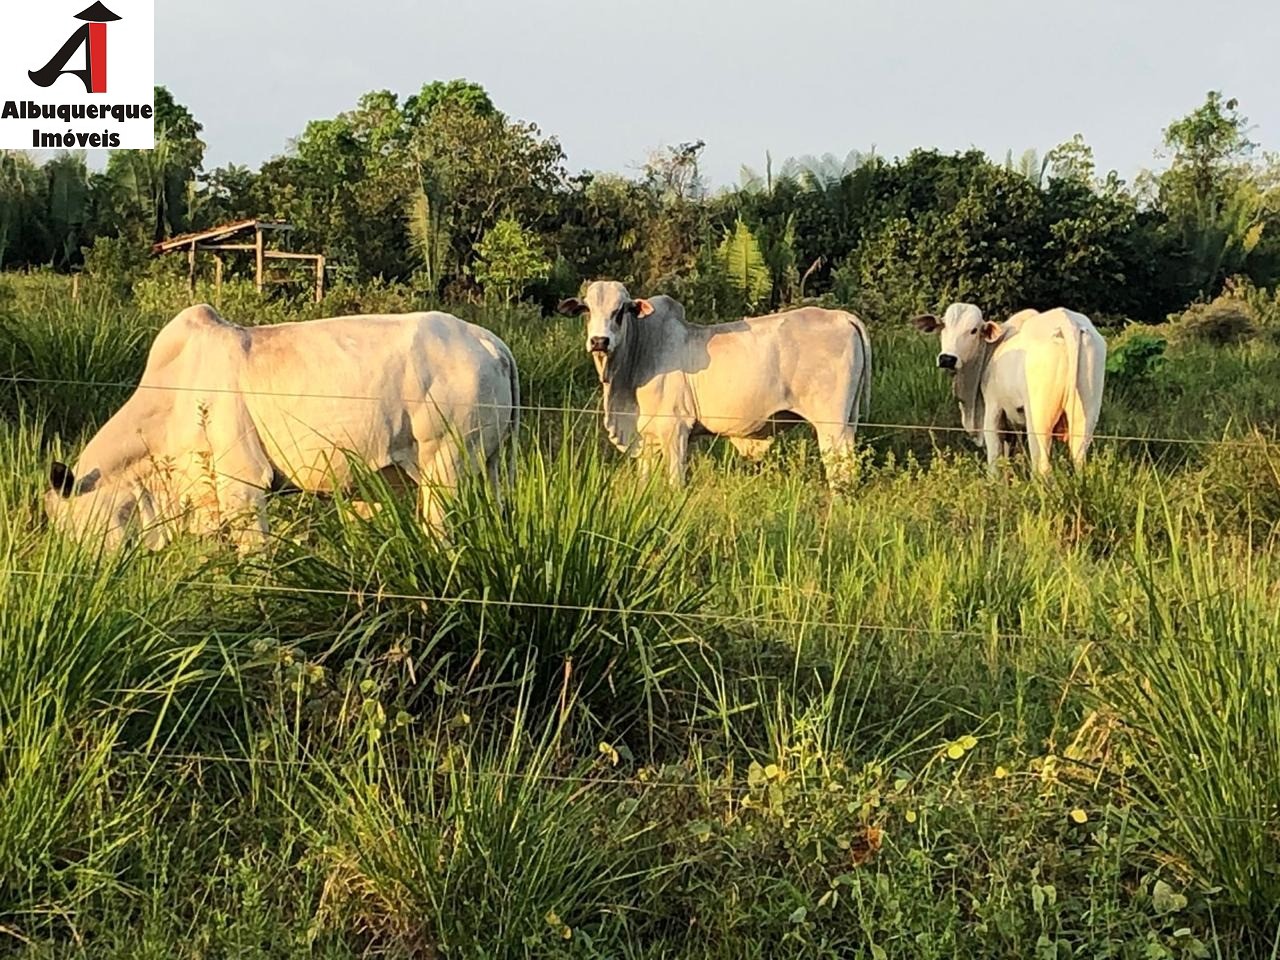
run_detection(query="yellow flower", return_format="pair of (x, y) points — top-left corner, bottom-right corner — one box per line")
(905, 809), (918, 824)
(994, 766), (1009, 780)
(1069, 808), (1089, 824)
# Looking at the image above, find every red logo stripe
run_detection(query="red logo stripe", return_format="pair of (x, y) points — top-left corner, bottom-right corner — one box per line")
(89, 22), (107, 92)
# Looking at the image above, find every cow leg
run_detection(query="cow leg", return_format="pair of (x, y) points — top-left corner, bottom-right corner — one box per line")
(1026, 431), (1052, 477)
(636, 450), (654, 482)
(662, 427), (690, 487)
(635, 431), (664, 483)
(1023, 398), (1059, 477)
(223, 484), (269, 551)
(417, 442), (461, 534)
(730, 437), (775, 462)
(344, 500), (384, 521)
(1066, 407), (1095, 470)
(485, 451), (504, 506)
(1068, 428), (1092, 470)
(981, 409), (1004, 478)
(816, 426), (859, 491)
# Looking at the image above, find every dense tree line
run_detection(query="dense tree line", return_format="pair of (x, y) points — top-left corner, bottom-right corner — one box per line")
(1, 83), (1277, 323)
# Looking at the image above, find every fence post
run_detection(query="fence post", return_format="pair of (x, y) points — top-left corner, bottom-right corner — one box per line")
(255, 225), (265, 293)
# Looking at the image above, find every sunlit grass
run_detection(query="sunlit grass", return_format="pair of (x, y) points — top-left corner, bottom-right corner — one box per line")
(3, 280), (1280, 955)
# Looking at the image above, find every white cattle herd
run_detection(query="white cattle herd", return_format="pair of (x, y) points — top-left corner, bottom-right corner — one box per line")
(45, 282), (1107, 549)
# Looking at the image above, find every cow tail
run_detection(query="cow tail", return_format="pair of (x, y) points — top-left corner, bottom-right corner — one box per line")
(851, 315), (872, 422)
(1062, 316), (1086, 452)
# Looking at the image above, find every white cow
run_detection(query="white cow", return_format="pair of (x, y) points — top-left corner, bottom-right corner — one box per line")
(913, 303), (1106, 475)
(558, 280), (871, 487)
(45, 304), (519, 549)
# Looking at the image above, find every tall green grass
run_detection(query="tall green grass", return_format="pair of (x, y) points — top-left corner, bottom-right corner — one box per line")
(257, 427), (707, 733)
(1100, 533), (1280, 927)
(0, 292), (156, 440)
(3, 278), (1280, 955)
(300, 698), (672, 956)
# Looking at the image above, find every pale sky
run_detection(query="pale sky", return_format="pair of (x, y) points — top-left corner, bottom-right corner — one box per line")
(156, 0), (1279, 186)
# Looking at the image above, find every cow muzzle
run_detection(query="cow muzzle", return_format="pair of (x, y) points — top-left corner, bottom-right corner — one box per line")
(589, 336), (611, 354)
(937, 353), (958, 372)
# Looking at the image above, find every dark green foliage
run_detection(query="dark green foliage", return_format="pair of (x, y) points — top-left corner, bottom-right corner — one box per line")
(828, 150), (1172, 323)
(1106, 329), (1169, 386)
(4, 88), (1278, 332)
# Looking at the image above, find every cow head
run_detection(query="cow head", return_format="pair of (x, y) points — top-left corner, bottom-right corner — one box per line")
(558, 280), (654, 384)
(912, 303), (1003, 375)
(44, 461), (159, 549)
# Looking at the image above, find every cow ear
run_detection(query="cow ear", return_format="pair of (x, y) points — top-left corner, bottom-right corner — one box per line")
(912, 313), (941, 333)
(981, 321), (1004, 343)
(50, 461), (75, 498)
(633, 298), (655, 318)
(557, 298), (588, 317)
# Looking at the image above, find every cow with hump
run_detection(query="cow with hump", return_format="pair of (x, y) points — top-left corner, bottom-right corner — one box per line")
(558, 280), (872, 487)
(45, 304), (520, 550)
(913, 303), (1106, 475)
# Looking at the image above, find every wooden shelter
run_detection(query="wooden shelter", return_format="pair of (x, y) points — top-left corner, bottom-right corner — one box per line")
(151, 219), (326, 303)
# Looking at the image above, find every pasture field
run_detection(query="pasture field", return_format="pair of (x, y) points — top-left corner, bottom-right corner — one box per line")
(2, 275), (1280, 958)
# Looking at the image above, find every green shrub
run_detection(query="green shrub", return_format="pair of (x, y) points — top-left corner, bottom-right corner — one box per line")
(82, 236), (147, 299)
(1105, 328), (1168, 386)
(1169, 296), (1258, 346)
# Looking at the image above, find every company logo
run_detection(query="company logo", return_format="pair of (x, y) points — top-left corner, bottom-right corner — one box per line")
(0, 0), (154, 149)
(29, 2), (122, 95)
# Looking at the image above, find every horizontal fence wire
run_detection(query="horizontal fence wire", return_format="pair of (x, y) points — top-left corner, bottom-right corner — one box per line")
(5, 369), (1277, 832)
(0, 565), (1084, 643)
(2, 374), (1274, 449)
(3, 565), (1269, 659)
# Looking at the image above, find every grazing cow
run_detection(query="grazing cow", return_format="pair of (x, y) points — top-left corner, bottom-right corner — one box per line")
(45, 304), (519, 549)
(913, 303), (1106, 475)
(558, 280), (871, 487)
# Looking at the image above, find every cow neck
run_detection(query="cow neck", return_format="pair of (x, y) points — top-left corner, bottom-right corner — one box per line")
(75, 391), (159, 482)
(953, 339), (996, 437)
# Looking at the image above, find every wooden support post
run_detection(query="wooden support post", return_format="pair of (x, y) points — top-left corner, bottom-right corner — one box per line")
(187, 242), (197, 297)
(255, 226), (265, 294)
(314, 255), (325, 303)
(214, 255), (224, 307)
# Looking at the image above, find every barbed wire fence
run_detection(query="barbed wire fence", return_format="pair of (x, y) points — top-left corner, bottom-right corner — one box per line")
(2, 372), (1278, 829)
(2, 373), (1277, 449)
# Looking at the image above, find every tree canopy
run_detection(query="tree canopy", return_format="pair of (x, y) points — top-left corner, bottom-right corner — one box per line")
(1, 86), (1276, 324)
